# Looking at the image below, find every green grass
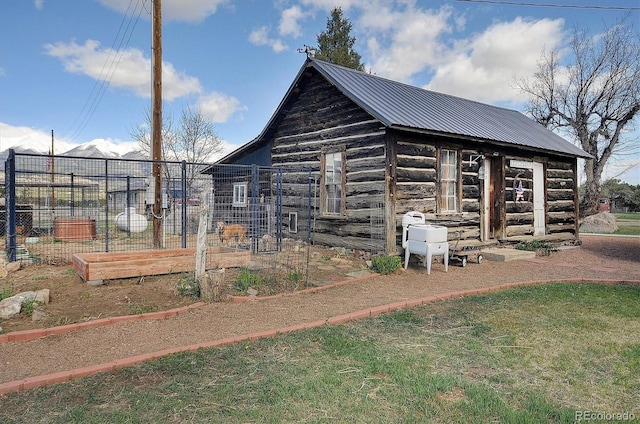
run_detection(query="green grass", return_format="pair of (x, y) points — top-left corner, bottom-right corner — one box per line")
(614, 213), (640, 235)
(128, 301), (158, 315)
(1, 283), (638, 423)
(0, 288), (13, 301)
(615, 226), (640, 236)
(370, 255), (402, 274)
(614, 213), (640, 220)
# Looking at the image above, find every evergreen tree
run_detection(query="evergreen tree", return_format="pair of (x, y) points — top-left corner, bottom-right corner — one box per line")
(315, 7), (364, 71)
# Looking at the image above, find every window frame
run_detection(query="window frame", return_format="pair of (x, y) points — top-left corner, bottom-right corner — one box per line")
(232, 182), (248, 207)
(439, 148), (459, 213)
(321, 149), (346, 216)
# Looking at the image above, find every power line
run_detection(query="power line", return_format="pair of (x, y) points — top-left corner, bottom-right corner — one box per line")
(63, 0), (147, 141)
(455, 0), (640, 11)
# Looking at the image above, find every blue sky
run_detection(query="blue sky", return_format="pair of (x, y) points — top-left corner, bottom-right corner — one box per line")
(0, 0), (638, 184)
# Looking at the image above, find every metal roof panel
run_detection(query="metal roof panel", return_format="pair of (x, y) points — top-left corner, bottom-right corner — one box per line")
(311, 58), (590, 158)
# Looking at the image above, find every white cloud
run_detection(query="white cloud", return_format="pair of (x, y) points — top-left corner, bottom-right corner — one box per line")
(43, 39), (202, 101)
(34, 0), (44, 11)
(279, 6), (307, 38)
(425, 17), (565, 104)
(361, 5), (455, 82)
(0, 122), (74, 153)
(300, 0), (367, 12)
(197, 92), (246, 123)
(248, 27), (288, 53)
(281, 1), (566, 105)
(98, 0), (230, 23)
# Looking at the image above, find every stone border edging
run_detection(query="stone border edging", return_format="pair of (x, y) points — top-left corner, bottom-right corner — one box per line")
(1, 278), (638, 396)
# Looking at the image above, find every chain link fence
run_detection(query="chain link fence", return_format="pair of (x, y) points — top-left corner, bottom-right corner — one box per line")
(2, 151), (310, 285)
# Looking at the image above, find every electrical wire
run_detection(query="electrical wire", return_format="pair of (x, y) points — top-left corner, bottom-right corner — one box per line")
(62, 0), (148, 142)
(455, 0), (640, 11)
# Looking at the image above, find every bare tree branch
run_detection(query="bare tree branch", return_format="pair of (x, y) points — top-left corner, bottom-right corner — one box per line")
(518, 18), (640, 213)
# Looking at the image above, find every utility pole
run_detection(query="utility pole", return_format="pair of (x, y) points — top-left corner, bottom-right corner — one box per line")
(152, 0), (163, 248)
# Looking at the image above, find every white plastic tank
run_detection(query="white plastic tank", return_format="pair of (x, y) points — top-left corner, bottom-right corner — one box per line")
(115, 207), (148, 233)
(402, 211), (426, 248)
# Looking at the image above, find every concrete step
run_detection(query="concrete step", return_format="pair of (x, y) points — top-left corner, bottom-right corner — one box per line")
(480, 248), (536, 262)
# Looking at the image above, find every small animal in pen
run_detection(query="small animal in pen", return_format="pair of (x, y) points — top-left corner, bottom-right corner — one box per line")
(215, 221), (247, 245)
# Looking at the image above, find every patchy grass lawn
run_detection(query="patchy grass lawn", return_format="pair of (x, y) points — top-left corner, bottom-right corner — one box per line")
(1, 283), (638, 423)
(614, 212), (640, 236)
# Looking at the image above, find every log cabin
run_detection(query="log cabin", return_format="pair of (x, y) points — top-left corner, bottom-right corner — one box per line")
(214, 58), (591, 254)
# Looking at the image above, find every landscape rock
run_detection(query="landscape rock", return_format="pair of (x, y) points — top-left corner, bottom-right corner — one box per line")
(34, 289), (50, 304)
(0, 289), (51, 320)
(13, 291), (37, 305)
(0, 297), (23, 319)
(579, 212), (618, 234)
(5, 261), (21, 273)
(247, 287), (259, 297)
(32, 309), (49, 322)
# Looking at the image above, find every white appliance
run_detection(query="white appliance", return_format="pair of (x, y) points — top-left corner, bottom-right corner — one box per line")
(401, 212), (448, 275)
(401, 211), (426, 248)
(115, 207), (148, 233)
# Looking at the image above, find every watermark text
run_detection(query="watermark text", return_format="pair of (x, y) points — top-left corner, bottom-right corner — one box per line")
(575, 410), (635, 422)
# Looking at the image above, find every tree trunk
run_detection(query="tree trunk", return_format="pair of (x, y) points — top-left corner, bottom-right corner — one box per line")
(198, 268), (225, 302)
(582, 158), (602, 215)
(195, 204), (208, 280)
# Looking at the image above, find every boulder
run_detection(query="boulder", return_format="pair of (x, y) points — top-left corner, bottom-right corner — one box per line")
(579, 212), (618, 234)
(35, 289), (50, 304)
(0, 297), (22, 319)
(32, 309), (49, 322)
(13, 291), (37, 305)
(5, 262), (21, 273)
(0, 289), (51, 320)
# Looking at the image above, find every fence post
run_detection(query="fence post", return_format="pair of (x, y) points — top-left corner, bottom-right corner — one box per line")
(105, 159), (110, 252)
(307, 169), (312, 247)
(125, 175), (131, 238)
(181, 160), (187, 248)
(70, 173), (75, 216)
(5, 149), (16, 262)
(251, 165), (259, 254)
(276, 168), (282, 252)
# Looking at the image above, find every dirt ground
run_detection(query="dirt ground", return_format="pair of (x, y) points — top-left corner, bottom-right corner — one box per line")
(0, 245), (372, 334)
(0, 235), (638, 384)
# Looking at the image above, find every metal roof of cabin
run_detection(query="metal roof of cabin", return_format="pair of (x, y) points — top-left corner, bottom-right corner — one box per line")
(310, 58), (590, 158)
(216, 58), (590, 164)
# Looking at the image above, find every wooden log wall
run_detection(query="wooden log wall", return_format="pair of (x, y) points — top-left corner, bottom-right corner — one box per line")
(270, 71), (388, 252)
(546, 159), (578, 238)
(261, 68), (580, 252)
(504, 156), (577, 240)
(394, 135), (483, 247)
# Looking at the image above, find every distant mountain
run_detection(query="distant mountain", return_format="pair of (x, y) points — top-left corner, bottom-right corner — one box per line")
(0, 135), (232, 165)
(63, 143), (122, 159)
(0, 145), (43, 161)
(0, 137), (143, 161)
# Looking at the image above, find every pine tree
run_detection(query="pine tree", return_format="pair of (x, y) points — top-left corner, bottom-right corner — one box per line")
(315, 7), (364, 71)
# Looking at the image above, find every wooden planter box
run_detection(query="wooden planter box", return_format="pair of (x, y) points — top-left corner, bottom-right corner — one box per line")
(73, 247), (251, 283)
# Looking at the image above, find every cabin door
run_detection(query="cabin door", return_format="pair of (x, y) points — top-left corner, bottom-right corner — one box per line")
(481, 159), (490, 241)
(533, 161), (546, 236)
(482, 157), (503, 240)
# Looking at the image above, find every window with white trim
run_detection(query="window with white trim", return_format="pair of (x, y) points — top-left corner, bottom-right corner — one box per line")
(233, 183), (247, 207)
(440, 149), (457, 212)
(323, 151), (344, 215)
